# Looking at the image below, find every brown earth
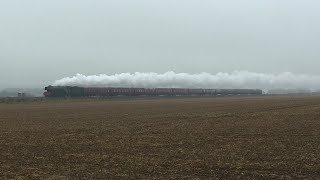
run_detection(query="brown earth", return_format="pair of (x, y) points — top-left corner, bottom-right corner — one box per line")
(1, 96), (320, 179)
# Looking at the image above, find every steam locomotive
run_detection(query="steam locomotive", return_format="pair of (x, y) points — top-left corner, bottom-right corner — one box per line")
(44, 86), (263, 98)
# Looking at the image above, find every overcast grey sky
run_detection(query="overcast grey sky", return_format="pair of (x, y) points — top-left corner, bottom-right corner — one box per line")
(0, 0), (319, 88)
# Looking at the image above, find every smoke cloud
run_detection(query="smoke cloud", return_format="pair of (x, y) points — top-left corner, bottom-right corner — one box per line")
(53, 71), (320, 91)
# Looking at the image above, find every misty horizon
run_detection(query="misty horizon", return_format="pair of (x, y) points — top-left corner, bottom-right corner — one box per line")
(2, 70), (320, 91)
(1, 1), (320, 89)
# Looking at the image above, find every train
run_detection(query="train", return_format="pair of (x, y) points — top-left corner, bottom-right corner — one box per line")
(44, 86), (263, 98)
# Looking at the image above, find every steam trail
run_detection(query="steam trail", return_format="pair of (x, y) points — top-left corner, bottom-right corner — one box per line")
(53, 71), (320, 91)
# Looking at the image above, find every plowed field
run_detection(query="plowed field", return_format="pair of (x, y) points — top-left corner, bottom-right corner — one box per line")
(1, 96), (320, 179)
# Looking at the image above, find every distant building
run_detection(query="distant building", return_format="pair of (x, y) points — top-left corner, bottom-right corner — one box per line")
(18, 92), (26, 98)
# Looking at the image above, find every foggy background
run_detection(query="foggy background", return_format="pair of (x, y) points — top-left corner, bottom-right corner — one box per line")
(1, 0), (320, 90)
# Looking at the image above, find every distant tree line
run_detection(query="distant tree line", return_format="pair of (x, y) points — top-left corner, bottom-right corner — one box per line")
(267, 89), (320, 95)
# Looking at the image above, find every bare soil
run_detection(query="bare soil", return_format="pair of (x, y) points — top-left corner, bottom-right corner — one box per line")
(1, 96), (320, 179)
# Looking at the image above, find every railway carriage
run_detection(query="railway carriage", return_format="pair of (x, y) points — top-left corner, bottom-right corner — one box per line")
(44, 86), (262, 98)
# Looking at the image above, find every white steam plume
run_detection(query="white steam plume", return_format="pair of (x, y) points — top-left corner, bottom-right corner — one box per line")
(53, 71), (320, 91)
